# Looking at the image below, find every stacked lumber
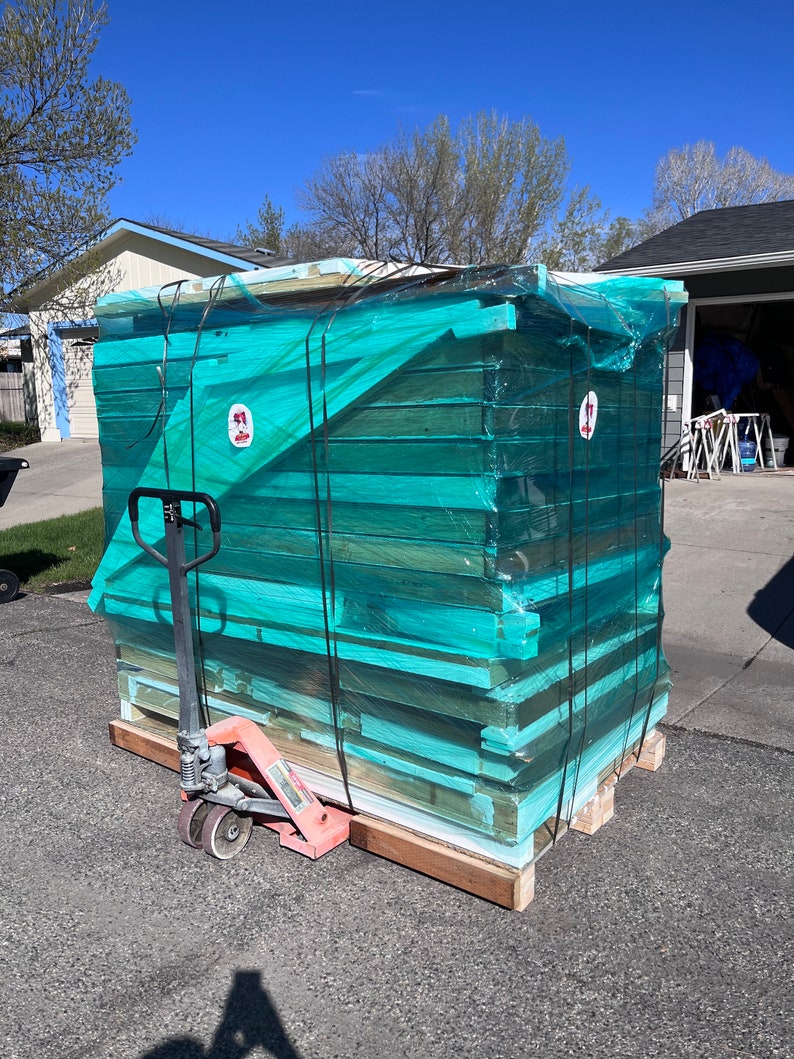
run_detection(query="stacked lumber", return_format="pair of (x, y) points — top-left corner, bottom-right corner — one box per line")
(90, 259), (686, 870)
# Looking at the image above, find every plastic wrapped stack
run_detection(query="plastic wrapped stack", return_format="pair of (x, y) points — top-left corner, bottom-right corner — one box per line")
(89, 259), (686, 869)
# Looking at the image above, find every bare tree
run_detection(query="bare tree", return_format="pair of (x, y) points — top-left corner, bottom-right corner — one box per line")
(380, 116), (460, 262)
(646, 141), (794, 232)
(274, 111), (603, 267)
(297, 150), (392, 259)
(0, 0), (135, 302)
(281, 222), (341, 262)
(453, 112), (570, 264)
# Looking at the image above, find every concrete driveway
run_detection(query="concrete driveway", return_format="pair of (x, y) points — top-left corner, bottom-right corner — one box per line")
(662, 473), (794, 752)
(0, 439), (102, 529)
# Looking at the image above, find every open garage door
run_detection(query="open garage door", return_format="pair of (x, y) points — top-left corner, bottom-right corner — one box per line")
(690, 294), (794, 466)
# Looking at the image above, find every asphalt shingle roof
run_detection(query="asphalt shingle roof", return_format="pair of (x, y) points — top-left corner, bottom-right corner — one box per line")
(127, 220), (293, 268)
(598, 199), (794, 271)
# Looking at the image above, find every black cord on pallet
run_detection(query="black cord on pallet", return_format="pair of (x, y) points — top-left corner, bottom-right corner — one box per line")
(617, 343), (643, 774)
(125, 279), (186, 473)
(301, 261), (440, 813)
(563, 327), (593, 828)
(636, 290), (675, 758)
(552, 329), (579, 845)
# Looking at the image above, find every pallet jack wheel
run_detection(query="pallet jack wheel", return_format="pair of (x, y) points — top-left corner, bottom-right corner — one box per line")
(201, 804), (253, 860)
(0, 570), (19, 604)
(177, 798), (209, 849)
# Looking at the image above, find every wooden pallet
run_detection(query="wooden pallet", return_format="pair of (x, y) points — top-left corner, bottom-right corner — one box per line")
(570, 728), (665, 835)
(108, 719), (665, 910)
(349, 728), (665, 910)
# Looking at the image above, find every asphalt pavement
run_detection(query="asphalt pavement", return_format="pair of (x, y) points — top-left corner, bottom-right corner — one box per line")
(1, 446), (792, 1059)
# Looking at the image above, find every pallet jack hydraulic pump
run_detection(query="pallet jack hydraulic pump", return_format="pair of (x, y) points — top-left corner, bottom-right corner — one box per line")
(128, 487), (351, 861)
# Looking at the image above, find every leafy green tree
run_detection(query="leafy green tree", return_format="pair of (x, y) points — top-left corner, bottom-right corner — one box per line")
(597, 215), (641, 263)
(0, 0), (135, 300)
(234, 194), (287, 254)
(535, 185), (612, 271)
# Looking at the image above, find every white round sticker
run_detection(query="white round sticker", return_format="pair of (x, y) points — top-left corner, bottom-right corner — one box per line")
(578, 391), (598, 440)
(228, 403), (254, 448)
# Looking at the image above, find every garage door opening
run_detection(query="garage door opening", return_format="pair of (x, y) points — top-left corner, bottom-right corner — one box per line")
(692, 297), (794, 464)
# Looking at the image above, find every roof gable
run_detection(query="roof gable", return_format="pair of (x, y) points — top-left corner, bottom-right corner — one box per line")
(114, 220), (291, 270)
(7, 219), (294, 310)
(598, 199), (794, 273)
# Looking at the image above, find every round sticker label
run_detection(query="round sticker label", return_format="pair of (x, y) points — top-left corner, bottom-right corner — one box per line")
(229, 404), (253, 448)
(578, 391), (598, 440)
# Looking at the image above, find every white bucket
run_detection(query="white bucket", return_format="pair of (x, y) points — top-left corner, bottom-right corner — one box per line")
(764, 434), (789, 468)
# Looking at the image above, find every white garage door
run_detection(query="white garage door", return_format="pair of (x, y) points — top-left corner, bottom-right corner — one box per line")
(62, 326), (100, 439)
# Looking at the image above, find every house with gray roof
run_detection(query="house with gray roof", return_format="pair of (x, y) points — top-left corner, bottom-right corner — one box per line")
(9, 219), (292, 443)
(597, 200), (794, 462)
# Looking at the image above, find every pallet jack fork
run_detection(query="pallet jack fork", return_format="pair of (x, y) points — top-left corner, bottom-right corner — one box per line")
(128, 487), (351, 861)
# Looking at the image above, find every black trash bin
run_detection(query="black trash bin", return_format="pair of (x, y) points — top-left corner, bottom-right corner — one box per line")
(0, 456), (29, 602)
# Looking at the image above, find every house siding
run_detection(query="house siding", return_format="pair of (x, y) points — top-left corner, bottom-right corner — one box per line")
(661, 306), (687, 455)
(27, 238), (252, 441)
(663, 350), (685, 453)
(113, 233), (230, 290)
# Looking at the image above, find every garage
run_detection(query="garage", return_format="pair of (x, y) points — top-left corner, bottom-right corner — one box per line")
(691, 295), (794, 464)
(62, 325), (100, 439)
(597, 198), (794, 468)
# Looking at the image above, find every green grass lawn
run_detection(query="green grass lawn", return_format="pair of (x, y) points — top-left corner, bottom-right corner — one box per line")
(0, 506), (105, 592)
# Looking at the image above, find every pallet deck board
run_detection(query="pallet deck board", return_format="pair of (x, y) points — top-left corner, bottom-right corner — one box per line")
(349, 816), (536, 911)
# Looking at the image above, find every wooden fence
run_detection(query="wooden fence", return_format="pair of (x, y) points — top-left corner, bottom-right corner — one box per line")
(0, 373), (25, 422)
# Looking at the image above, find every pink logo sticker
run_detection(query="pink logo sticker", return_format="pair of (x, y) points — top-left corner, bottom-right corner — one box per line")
(228, 404), (253, 448)
(578, 391), (598, 440)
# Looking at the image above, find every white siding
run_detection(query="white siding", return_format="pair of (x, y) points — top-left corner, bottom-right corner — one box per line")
(27, 233), (251, 441)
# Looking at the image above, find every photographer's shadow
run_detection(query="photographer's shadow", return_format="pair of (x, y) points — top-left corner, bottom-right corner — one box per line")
(140, 970), (301, 1059)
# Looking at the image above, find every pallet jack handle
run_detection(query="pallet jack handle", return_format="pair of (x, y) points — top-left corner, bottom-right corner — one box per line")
(126, 486), (352, 861)
(127, 487), (222, 789)
(128, 487), (221, 574)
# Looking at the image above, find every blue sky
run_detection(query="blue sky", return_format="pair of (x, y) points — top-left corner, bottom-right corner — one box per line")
(96, 0), (794, 242)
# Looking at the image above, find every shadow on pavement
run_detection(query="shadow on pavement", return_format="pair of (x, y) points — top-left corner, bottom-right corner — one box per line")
(138, 970), (302, 1059)
(747, 553), (794, 651)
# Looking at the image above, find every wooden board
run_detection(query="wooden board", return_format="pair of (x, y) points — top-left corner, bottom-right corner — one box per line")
(570, 777), (616, 835)
(109, 718), (179, 771)
(349, 816), (535, 911)
(350, 729), (666, 908)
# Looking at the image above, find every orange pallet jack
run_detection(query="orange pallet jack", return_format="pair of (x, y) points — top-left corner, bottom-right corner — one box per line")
(128, 488), (351, 861)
